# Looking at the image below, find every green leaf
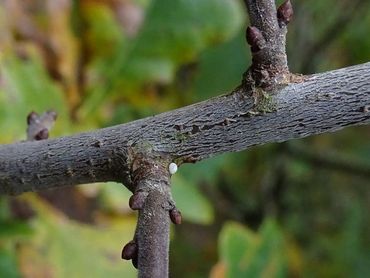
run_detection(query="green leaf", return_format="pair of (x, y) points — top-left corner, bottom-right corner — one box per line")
(194, 30), (249, 101)
(172, 174), (214, 224)
(119, 0), (245, 84)
(0, 53), (69, 142)
(18, 197), (137, 278)
(80, 0), (245, 118)
(219, 219), (287, 278)
(0, 220), (33, 238)
(97, 182), (132, 213)
(0, 246), (21, 278)
(178, 153), (232, 186)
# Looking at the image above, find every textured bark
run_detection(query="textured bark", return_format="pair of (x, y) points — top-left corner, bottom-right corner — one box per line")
(121, 154), (172, 278)
(136, 183), (171, 278)
(0, 62), (370, 195)
(1, 2), (370, 277)
(244, 0), (290, 88)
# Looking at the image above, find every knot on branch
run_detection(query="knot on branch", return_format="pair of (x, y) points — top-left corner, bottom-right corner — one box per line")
(243, 0), (294, 91)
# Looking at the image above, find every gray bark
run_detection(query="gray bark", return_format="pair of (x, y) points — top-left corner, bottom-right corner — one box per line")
(136, 177), (171, 278)
(122, 126), (174, 278)
(0, 62), (369, 195)
(1, 2), (370, 277)
(244, 0), (291, 88)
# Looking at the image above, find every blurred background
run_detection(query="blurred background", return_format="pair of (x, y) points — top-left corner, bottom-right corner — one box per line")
(0, 0), (370, 277)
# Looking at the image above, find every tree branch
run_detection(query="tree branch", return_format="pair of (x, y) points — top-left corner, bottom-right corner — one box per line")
(1, 1), (370, 277)
(136, 183), (171, 278)
(0, 62), (369, 195)
(120, 149), (180, 277)
(244, 0), (292, 88)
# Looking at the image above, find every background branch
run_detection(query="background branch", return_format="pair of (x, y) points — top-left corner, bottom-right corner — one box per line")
(299, 0), (369, 73)
(286, 143), (370, 178)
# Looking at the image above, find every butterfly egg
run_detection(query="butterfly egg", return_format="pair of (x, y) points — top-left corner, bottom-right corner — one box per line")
(168, 162), (178, 175)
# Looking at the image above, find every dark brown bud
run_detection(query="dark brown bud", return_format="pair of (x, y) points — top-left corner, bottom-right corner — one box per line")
(170, 208), (182, 225)
(246, 26), (265, 52)
(132, 256), (138, 269)
(129, 191), (148, 210)
(34, 128), (49, 140)
(277, 0), (293, 26)
(121, 240), (137, 260)
(27, 111), (38, 124)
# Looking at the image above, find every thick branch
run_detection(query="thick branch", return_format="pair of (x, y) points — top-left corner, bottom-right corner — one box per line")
(0, 63), (370, 195)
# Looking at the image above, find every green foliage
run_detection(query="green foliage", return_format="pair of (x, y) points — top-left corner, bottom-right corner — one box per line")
(172, 174), (214, 224)
(79, 0), (245, 119)
(194, 30), (248, 101)
(0, 246), (21, 278)
(97, 182), (132, 214)
(0, 198), (31, 278)
(18, 197), (137, 278)
(219, 219), (287, 278)
(118, 0), (244, 83)
(1, 0), (370, 277)
(0, 54), (69, 141)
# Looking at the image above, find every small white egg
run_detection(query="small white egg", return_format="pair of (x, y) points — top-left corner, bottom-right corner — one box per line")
(168, 162), (178, 175)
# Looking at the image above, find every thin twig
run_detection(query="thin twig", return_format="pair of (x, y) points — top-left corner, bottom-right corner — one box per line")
(121, 152), (180, 277)
(243, 0), (292, 89)
(26, 110), (57, 141)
